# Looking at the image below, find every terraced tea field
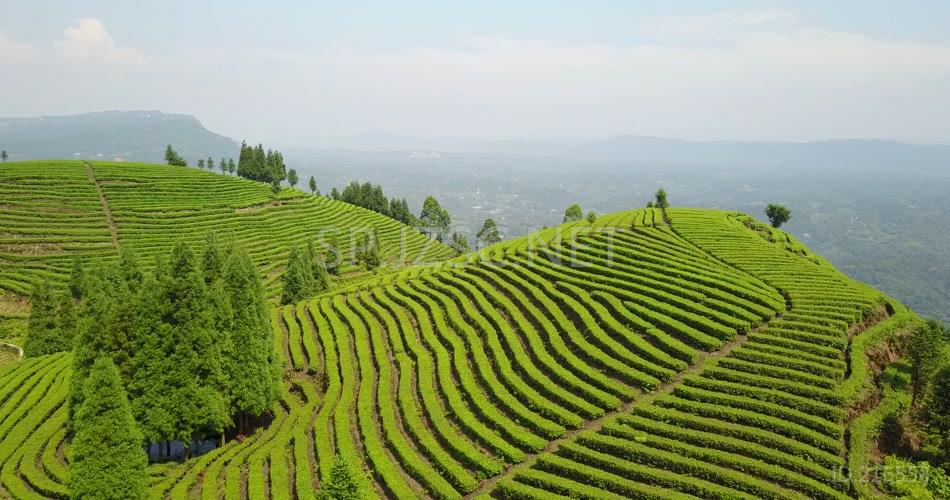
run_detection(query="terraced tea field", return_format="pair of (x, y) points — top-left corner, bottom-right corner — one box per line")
(0, 160), (454, 307)
(0, 193), (913, 498)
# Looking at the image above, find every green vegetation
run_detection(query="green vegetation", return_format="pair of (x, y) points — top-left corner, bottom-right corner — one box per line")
(0, 160), (945, 499)
(563, 203), (583, 223)
(68, 357), (147, 499)
(236, 141), (287, 185)
(765, 203), (792, 228)
(164, 145), (186, 167)
(476, 218), (502, 248)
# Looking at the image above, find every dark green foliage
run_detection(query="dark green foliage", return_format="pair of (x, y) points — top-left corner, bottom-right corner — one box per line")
(164, 145), (186, 166)
(357, 230), (382, 271)
(586, 210), (598, 224)
(223, 248), (280, 431)
(219, 157), (227, 174)
(765, 203), (791, 228)
(340, 180), (391, 217)
(919, 360), (949, 465)
(309, 175), (318, 195)
(324, 233), (342, 276)
(563, 203), (583, 223)
(119, 247), (143, 290)
(476, 218), (502, 248)
(908, 320), (945, 405)
(281, 247), (317, 304)
(207, 157), (214, 171)
(23, 281), (71, 357)
(646, 201), (655, 208)
(287, 168), (298, 188)
(316, 456), (363, 500)
(227, 158), (235, 175)
(69, 258), (85, 300)
(450, 232), (470, 253)
(0, 150), (6, 162)
(419, 196), (451, 239)
(68, 357), (148, 500)
(237, 141), (286, 185)
(330, 187), (340, 200)
(389, 197), (413, 225)
(130, 243), (230, 445)
(306, 240), (332, 293)
(197, 158), (205, 169)
(655, 189), (669, 209)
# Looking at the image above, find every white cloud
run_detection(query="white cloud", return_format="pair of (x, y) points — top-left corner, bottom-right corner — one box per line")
(0, 33), (34, 62)
(54, 17), (143, 66)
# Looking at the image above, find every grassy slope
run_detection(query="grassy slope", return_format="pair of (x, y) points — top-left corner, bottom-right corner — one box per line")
(0, 160), (455, 311)
(0, 199), (921, 499)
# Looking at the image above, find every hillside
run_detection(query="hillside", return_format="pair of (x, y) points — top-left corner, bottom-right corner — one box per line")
(0, 111), (239, 163)
(0, 197), (925, 498)
(0, 160), (454, 316)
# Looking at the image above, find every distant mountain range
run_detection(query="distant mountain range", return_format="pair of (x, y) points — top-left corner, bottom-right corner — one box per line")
(2, 111), (948, 173)
(0, 111), (239, 163)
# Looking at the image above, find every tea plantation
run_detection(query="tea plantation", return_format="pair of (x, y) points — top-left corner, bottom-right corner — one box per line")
(0, 160), (926, 499)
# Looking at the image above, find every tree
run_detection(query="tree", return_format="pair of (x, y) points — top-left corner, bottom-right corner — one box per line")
(227, 158), (236, 175)
(765, 203), (792, 228)
(563, 203), (583, 223)
(357, 231), (381, 272)
(128, 243), (229, 452)
(306, 240), (331, 294)
(197, 159), (205, 169)
(207, 157), (214, 171)
(654, 189), (669, 209)
(69, 258), (86, 300)
(68, 357), (148, 500)
(222, 247), (279, 434)
(389, 198), (412, 225)
(586, 210), (597, 224)
(316, 456), (362, 500)
(920, 360), (950, 462)
(236, 141), (287, 185)
(419, 196), (450, 240)
(450, 232), (469, 253)
(220, 158), (227, 174)
(23, 281), (68, 357)
(164, 145), (186, 166)
(646, 201), (654, 208)
(281, 247), (316, 304)
(1, 150), (7, 162)
(287, 169), (299, 188)
(309, 176), (318, 195)
(908, 320), (946, 406)
(476, 219), (502, 249)
(330, 187), (341, 200)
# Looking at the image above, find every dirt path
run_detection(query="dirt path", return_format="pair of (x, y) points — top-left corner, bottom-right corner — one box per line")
(83, 162), (119, 249)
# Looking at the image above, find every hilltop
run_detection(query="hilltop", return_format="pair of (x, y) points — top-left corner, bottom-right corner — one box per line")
(0, 163), (934, 499)
(0, 160), (454, 317)
(0, 111), (238, 163)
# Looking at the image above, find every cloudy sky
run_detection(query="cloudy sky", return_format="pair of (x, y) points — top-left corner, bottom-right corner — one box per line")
(2, 1), (950, 146)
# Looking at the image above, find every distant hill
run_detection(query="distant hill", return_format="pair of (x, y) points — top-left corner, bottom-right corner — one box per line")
(0, 111), (239, 163)
(569, 135), (950, 171)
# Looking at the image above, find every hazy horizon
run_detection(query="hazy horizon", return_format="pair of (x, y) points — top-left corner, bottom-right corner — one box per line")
(3, 1), (950, 148)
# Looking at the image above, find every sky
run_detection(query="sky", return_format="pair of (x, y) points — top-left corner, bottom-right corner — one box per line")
(2, 1), (950, 147)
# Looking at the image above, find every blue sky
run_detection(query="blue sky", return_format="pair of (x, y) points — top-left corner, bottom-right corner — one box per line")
(2, 1), (950, 145)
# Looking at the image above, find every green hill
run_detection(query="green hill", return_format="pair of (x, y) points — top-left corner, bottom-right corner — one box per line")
(0, 163), (929, 499)
(0, 160), (454, 316)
